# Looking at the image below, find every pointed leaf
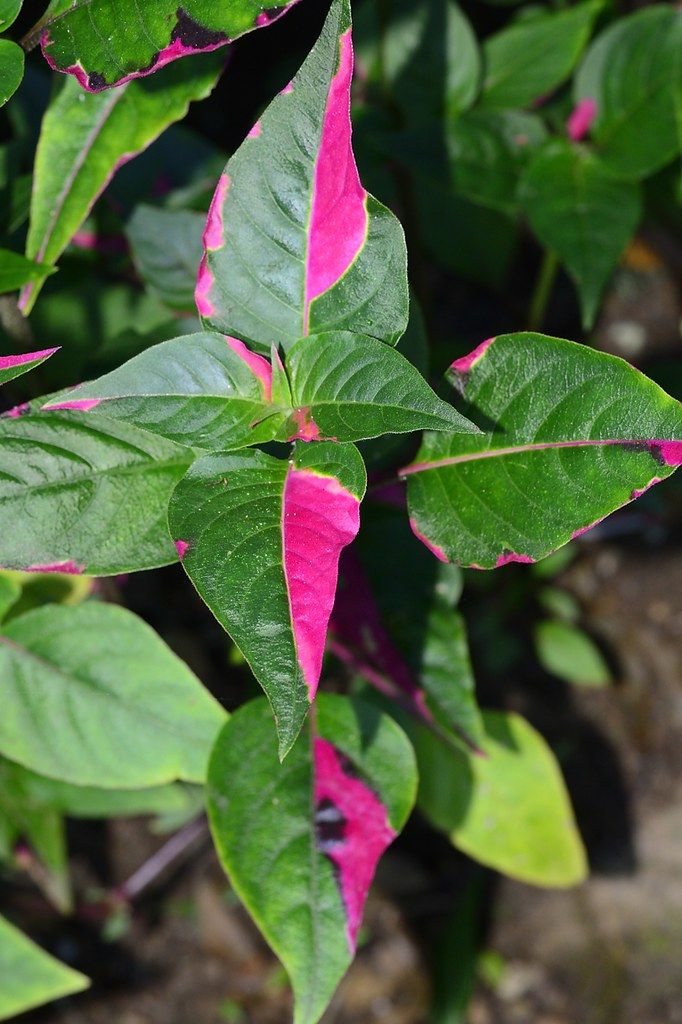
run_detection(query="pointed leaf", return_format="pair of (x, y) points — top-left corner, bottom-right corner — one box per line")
(35, 0), (297, 90)
(519, 140), (642, 327)
(207, 694), (417, 1024)
(44, 333), (287, 451)
(0, 249), (55, 296)
(284, 331), (478, 441)
(0, 914), (88, 1021)
(0, 602), (226, 787)
(574, 5), (682, 180)
(404, 333), (682, 567)
(480, 1), (602, 109)
(409, 709), (587, 887)
(20, 54), (222, 313)
(0, 412), (193, 575)
(535, 619), (611, 688)
(0, 347), (58, 387)
(197, 0), (408, 353)
(169, 442), (366, 757)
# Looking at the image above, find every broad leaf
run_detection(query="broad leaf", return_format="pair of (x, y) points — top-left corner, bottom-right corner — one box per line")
(0, 412), (193, 575)
(35, 0), (297, 90)
(197, 0), (408, 354)
(404, 333), (682, 568)
(169, 442), (366, 757)
(0, 602), (226, 787)
(481, 1), (602, 109)
(0, 1), (22, 31)
(45, 333), (287, 451)
(410, 709), (587, 886)
(574, 5), (682, 180)
(0, 40), (23, 108)
(208, 694), (417, 1024)
(519, 139), (642, 327)
(283, 331), (477, 441)
(0, 347), (57, 387)
(126, 205), (205, 311)
(0, 249), (55, 296)
(535, 620), (611, 688)
(0, 915), (88, 1021)
(332, 504), (484, 748)
(20, 54), (222, 313)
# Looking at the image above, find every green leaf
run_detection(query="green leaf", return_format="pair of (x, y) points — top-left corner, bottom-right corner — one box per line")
(34, 0), (296, 90)
(481, 1), (602, 109)
(574, 5), (682, 180)
(0, 0), (22, 31)
(21, 54), (222, 313)
(519, 139), (642, 327)
(0, 40), (24, 108)
(0, 914), (88, 1021)
(0, 346), (58, 387)
(169, 442), (366, 758)
(535, 619), (611, 687)
(46, 333), (287, 452)
(207, 694), (417, 1024)
(405, 332), (682, 568)
(0, 249), (55, 296)
(412, 710), (587, 887)
(0, 412), (193, 575)
(284, 332), (478, 441)
(380, 0), (481, 123)
(0, 575), (20, 621)
(126, 205), (205, 311)
(198, 0), (408, 354)
(0, 602), (226, 787)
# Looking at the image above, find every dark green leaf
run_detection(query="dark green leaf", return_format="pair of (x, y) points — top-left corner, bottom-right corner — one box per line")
(126, 205), (205, 311)
(0, 40), (23, 108)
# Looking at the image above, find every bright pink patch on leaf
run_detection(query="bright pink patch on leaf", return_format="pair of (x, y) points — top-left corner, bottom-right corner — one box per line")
(409, 517), (449, 563)
(304, 30), (368, 329)
(288, 407), (322, 441)
(450, 337), (495, 375)
(567, 98), (597, 141)
(203, 174), (229, 252)
(27, 561), (84, 575)
(247, 120), (262, 139)
(651, 440), (682, 466)
(43, 398), (101, 412)
(495, 552), (535, 567)
(195, 255), (216, 317)
(3, 403), (29, 419)
(314, 737), (395, 950)
(174, 540), (190, 560)
(282, 469), (360, 699)
(225, 336), (272, 400)
(0, 349), (59, 370)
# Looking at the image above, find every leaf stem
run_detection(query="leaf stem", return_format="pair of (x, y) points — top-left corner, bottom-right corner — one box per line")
(527, 250), (559, 332)
(114, 815), (209, 903)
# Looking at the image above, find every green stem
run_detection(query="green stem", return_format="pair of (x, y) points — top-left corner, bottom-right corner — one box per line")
(528, 250), (559, 332)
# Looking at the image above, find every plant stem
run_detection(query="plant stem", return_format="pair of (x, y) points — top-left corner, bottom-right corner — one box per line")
(527, 250), (559, 332)
(115, 815), (209, 903)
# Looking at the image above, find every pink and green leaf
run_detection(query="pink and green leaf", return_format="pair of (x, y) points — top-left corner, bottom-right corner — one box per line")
(34, 0), (298, 91)
(196, 0), (408, 353)
(207, 694), (417, 1024)
(0, 348), (58, 388)
(404, 332), (682, 568)
(168, 442), (366, 757)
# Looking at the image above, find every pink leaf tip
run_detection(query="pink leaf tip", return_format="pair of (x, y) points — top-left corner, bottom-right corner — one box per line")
(567, 98), (597, 142)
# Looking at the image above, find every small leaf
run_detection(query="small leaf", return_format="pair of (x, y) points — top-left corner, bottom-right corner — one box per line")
(21, 54), (222, 313)
(0, 40), (23, 108)
(535, 619), (611, 687)
(0, 602), (226, 787)
(481, 1), (602, 109)
(197, 0), (408, 353)
(0, 412), (193, 575)
(0, 914), (88, 1021)
(0, 347), (58, 387)
(126, 205), (205, 311)
(0, 1), (22, 31)
(45, 333), (286, 451)
(574, 5), (682, 181)
(284, 331), (478, 441)
(405, 332), (682, 567)
(207, 694), (417, 1024)
(412, 709), (587, 887)
(169, 442), (366, 758)
(35, 0), (297, 90)
(519, 139), (642, 327)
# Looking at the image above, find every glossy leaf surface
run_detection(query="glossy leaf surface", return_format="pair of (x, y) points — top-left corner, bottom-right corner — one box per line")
(169, 442), (366, 757)
(0, 412), (192, 575)
(405, 333), (682, 567)
(0, 603), (225, 786)
(208, 695), (417, 1024)
(0, 347), (58, 387)
(197, 0), (409, 353)
(0, 40), (23, 108)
